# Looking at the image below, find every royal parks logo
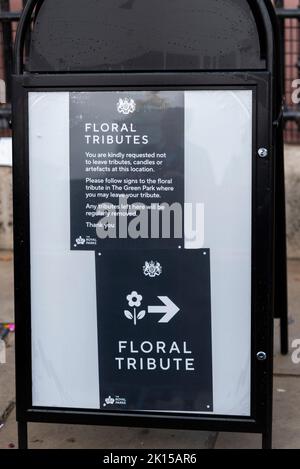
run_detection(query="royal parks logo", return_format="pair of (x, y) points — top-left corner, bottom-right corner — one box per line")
(103, 395), (127, 407)
(117, 97), (136, 115)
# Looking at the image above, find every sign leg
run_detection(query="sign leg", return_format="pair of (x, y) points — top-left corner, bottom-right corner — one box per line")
(275, 126), (289, 356)
(262, 429), (272, 450)
(18, 421), (28, 449)
(280, 310), (289, 356)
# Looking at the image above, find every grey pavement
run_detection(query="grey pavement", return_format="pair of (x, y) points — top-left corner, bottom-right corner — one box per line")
(0, 253), (299, 449)
(286, 145), (300, 259)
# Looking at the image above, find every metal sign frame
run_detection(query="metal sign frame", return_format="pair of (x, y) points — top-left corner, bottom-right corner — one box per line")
(13, 70), (274, 449)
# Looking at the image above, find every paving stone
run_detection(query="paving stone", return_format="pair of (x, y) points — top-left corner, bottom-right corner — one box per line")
(274, 260), (300, 375)
(0, 168), (13, 251)
(285, 145), (300, 259)
(216, 376), (300, 449)
(0, 409), (216, 449)
(0, 254), (15, 420)
(0, 253), (14, 323)
(0, 335), (15, 421)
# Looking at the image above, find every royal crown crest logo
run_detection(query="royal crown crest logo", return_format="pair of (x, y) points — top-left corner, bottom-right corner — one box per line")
(143, 261), (162, 278)
(117, 97), (136, 115)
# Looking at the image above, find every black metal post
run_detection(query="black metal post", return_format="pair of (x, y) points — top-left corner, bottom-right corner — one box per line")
(261, 319), (274, 450)
(18, 421), (28, 449)
(22, 0), (31, 60)
(273, 0), (289, 356)
(0, 3), (24, 125)
(275, 135), (289, 356)
(262, 429), (273, 450)
(274, 1), (285, 94)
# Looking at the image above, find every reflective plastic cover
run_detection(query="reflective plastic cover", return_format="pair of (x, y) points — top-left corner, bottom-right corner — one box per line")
(28, 0), (265, 72)
(29, 90), (252, 415)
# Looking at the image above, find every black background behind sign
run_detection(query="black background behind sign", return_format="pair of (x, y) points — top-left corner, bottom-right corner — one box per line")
(70, 91), (184, 251)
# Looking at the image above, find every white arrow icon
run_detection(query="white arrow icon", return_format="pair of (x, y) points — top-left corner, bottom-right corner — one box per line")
(148, 297), (180, 323)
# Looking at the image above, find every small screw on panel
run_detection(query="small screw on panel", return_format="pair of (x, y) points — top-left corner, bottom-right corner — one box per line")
(257, 351), (267, 361)
(258, 148), (268, 158)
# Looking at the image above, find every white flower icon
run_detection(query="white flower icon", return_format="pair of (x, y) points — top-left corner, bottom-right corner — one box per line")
(126, 291), (143, 308)
(124, 291), (145, 325)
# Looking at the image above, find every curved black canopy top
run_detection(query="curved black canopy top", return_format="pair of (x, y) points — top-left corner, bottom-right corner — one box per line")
(14, 0), (276, 74)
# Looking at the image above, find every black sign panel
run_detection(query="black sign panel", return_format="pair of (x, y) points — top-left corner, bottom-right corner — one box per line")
(95, 250), (213, 413)
(69, 89), (213, 414)
(70, 91), (184, 251)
